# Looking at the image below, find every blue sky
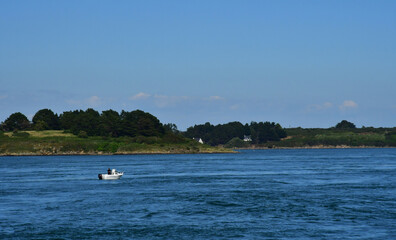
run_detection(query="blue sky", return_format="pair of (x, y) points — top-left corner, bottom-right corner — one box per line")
(1, 0), (395, 129)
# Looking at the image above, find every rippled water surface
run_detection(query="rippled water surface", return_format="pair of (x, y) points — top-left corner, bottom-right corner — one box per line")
(1, 149), (396, 239)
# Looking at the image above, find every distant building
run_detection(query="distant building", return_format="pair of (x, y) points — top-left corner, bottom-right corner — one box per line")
(243, 135), (252, 142)
(193, 138), (204, 144)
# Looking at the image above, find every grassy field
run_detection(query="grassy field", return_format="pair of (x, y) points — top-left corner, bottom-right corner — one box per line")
(1, 128), (395, 155)
(3, 130), (75, 138)
(0, 130), (233, 155)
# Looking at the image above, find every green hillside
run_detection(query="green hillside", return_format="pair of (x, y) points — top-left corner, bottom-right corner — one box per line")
(257, 127), (396, 148)
(0, 130), (232, 155)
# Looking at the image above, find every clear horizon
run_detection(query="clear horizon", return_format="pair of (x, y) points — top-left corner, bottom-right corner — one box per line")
(1, 1), (395, 130)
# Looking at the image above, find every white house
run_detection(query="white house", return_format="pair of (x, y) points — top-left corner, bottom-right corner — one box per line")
(243, 135), (252, 142)
(193, 138), (204, 144)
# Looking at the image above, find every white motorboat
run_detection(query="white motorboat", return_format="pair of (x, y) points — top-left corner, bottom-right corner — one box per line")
(98, 169), (124, 180)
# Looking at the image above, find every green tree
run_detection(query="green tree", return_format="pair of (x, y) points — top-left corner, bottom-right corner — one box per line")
(100, 110), (121, 137)
(250, 121), (286, 144)
(2, 112), (30, 131)
(275, 123), (287, 139)
(209, 122), (245, 145)
(59, 109), (100, 136)
(185, 121), (286, 146)
(33, 120), (49, 131)
(32, 109), (60, 130)
(59, 110), (81, 132)
(185, 122), (214, 143)
(224, 137), (249, 148)
(335, 120), (356, 129)
(120, 110), (164, 137)
(164, 123), (178, 134)
(83, 108), (101, 136)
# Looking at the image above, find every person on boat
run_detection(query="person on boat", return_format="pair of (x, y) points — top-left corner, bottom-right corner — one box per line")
(108, 168), (111, 174)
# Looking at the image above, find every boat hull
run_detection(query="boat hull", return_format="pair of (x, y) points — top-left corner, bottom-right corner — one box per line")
(98, 173), (123, 180)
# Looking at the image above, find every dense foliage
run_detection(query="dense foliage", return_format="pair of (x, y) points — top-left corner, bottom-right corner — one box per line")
(1, 109), (166, 138)
(184, 121), (287, 145)
(2, 111), (395, 149)
(335, 120), (356, 129)
(0, 130), (228, 155)
(277, 127), (396, 147)
(1, 112), (30, 131)
(32, 109), (60, 130)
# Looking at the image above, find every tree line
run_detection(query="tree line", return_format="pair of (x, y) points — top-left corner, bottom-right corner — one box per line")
(2, 109), (371, 148)
(0, 109), (288, 145)
(0, 109), (165, 138)
(184, 121), (287, 145)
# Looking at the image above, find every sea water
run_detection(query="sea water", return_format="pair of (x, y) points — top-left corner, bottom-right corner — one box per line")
(1, 149), (395, 239)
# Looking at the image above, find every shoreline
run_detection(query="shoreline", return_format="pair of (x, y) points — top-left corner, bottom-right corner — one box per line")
(2, 145), (395, 156)
(0, 150), (236, 157)
(236, 145), (396, 150)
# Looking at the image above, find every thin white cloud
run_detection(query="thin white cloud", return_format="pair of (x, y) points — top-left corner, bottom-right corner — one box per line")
(229, 104), (240, 110)
(130, 92), (151, 100)
(66, 95), (101, 107)
(66, 99), (81, 105)
(340, 100), (358, 110)
(323, 102), (333, 108)
(206, 96), (225, 101)
(87, 96), (101, 106)
(154, 95), (190, 108)
(128, 93), (228, 109)
(0, 95), (8, 100)
(307, 102), (333, 111)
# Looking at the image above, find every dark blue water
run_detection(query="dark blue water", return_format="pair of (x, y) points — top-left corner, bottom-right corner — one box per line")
(1, 149), (396, 239)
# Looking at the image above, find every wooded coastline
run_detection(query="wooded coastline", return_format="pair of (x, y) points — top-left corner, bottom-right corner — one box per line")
(1, 108), (395, 156)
